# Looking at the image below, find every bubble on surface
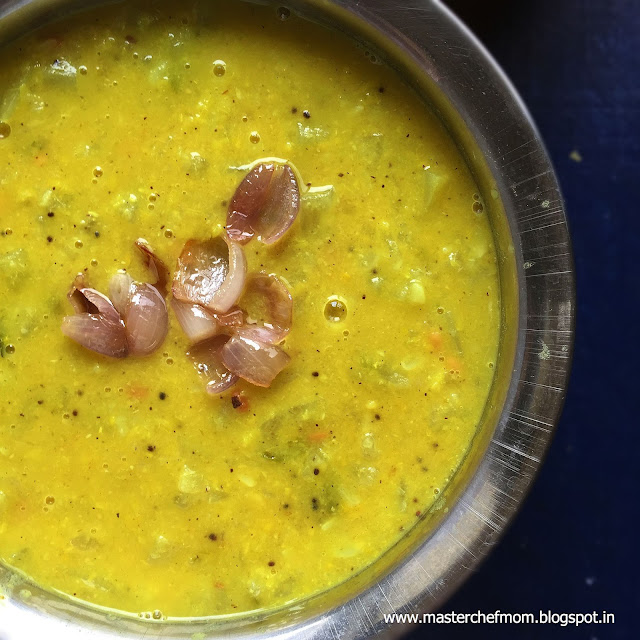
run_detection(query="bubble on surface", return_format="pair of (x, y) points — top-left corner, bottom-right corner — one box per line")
(212, 60), (226, 76)
(324, 297), (347, 322)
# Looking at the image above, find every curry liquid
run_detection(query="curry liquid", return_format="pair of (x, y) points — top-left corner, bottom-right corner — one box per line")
(0, 0), (499, 617)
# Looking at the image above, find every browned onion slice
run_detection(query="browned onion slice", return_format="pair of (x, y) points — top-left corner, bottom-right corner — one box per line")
(235, 325), (284, 344)
(220, 334), (290, 387)
(62, 281), (128, 358)
(171, 297), (220, 344)
(240, 273), (292, 344)
(67, 273), (91, 314)
(135, 239), (170, 297)
(187, 335), (238, 394)
(123, 283), (169, 356)
(226, 163), (300, 245)
(80, 288), (123, 325)
(214, 307), (245, 327)
(226, 163), (273, 244)
(61, 314), (128, 359)
(172, 236), (247, 313)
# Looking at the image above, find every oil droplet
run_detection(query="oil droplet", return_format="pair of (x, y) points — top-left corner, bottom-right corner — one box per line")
(152, 610), (163, 620)
(90, 258), (98, 266)
(79, 65), (88, 75)
(75, 240), (84, 249)
(324, 297), (347, 322)
(472, 201), (484, 214)
(164, 229), (173, 238)
(436, 306), (444, 314)
(0, 122), (11, 139)
(213, 60), (226, 76)
(5, 344), (15, 355)
(45, 496), (55, 505)
(249, 131), (261, 144)
(4, 228), (12, 236)
(93, 166), (103, 178)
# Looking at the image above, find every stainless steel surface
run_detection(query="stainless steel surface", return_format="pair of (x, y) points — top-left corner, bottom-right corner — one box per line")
(0, 0), (575, 638)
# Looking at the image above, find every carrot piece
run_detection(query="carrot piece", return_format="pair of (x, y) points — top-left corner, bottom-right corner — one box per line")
(308, 431), (329, 443)
(428, 331), (443, 350)
(126, 385), (149, 399)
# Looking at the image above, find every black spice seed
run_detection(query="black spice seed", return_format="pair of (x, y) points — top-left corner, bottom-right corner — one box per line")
(283, 503), (289, 509)
(303, 110), (311, 119)
(313, 468), (320, 476)
(311, 497), (318, 510)
(379, 86), (385, 93)
(375, 414), (381, 420)
(268, 561), (275, 567)
(147, 445), (156, 452)
(159, 392), (166, 400)
(47, 236), (53, 243)
(291, 107), (298, 114)
(94, 231), (100, 237)
(311, 371), (319, 377)
(208, 533), (218, 541)
(231, 395), (242, 409)
(47, 212), (54, 217)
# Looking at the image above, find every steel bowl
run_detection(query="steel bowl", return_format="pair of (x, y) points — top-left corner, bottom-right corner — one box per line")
(0, 0), (575, 638)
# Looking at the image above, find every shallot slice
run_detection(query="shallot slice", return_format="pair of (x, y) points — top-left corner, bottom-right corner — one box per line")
(109, 272), (134, 316)
(172, 236), (247, 313)
(187, 335), (238, 394)
(80, 288), (123, 325)
(240, 273), (292, 344)
(171, 297), (220, 344)
(135, 238), (170, 297)
(214, 307), (245, 327)
(227, 162), (300, 245)
(123, 282), (169, 356)
(67, 273), (91, 314)
(61, 314), (128, 359)
(62, 281), (128, 358)
(220, 334), (290, 388)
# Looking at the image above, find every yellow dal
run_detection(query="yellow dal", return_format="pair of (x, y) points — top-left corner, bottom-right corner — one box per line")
(0, 0), (500, 618)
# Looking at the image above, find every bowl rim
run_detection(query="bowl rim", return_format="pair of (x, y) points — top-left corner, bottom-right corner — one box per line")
(0, 0), (575, 638)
